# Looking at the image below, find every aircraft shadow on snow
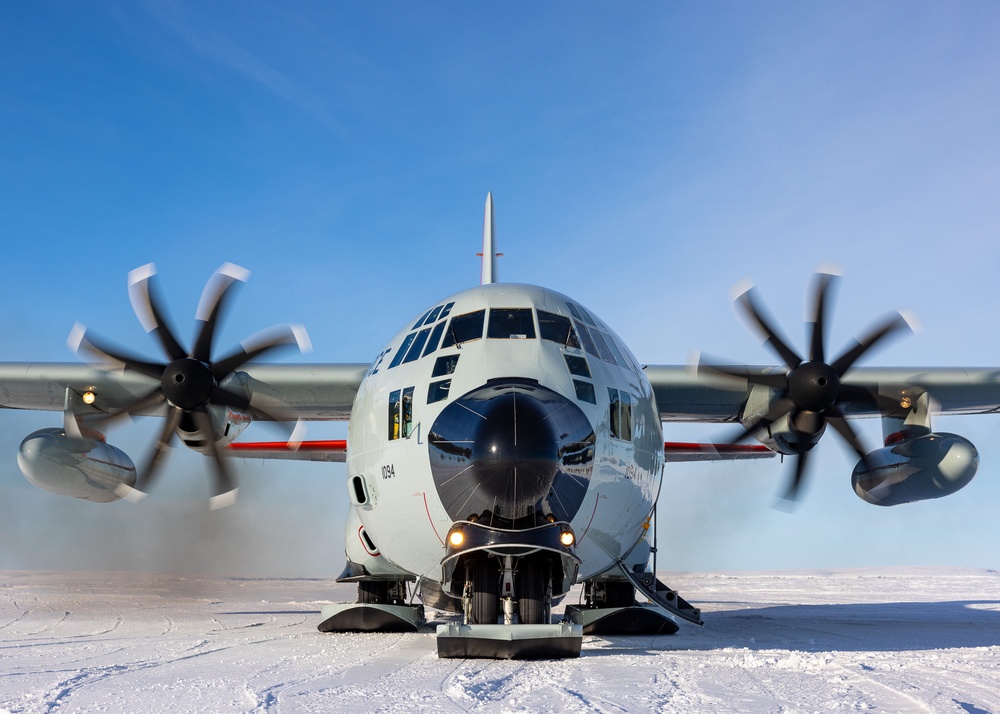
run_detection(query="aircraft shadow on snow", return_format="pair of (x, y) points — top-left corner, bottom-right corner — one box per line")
(584, 599), (1000, 655)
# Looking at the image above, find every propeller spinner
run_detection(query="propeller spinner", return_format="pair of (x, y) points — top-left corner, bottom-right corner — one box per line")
(70, 263), (310, 508)
(702, 270), (913, 503)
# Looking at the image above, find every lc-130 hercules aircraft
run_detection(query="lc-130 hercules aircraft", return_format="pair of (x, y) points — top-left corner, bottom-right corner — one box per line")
(3, 194), (993, 658)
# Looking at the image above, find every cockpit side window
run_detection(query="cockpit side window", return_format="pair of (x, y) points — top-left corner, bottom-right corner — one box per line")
(432, 354), (460, 377)
(441, 310), (486, 348)
(564, 354), (591, 378)
(538, 311), (580, 348)
(387, 333), (417, 369)
(422, 320), (446, 358)
(573, 320), (599, 358)
(402, 328), (431, 364)
(567, 301), (597, 326)
(487, 308), (536, 339)
(589, 330), (618, 365)
(602, 333), (629, 370)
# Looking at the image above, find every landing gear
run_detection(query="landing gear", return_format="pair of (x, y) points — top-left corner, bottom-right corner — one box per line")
(356, 579), (407, 605)
(467, 558), (498, 624)
(318, 578), (424, 633)
(565, 579), (677, 635)
(592, 580), (636, 608)
(439, 554), (577, 659)
(358, 580), (388, 604)
(517, 558), (550, 624)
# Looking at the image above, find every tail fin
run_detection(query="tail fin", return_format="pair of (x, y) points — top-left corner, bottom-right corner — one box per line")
(479, 192), (502, 284)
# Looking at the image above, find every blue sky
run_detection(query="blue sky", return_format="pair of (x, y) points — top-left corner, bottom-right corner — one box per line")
(2, 2), (1000, 576)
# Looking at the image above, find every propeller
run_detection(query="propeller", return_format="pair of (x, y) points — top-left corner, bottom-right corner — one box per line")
(70, 263), (311, 508)
(701, 270), (914, 503)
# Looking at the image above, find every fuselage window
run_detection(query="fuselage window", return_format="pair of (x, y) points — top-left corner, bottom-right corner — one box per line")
(433, 354), (460, 377)
(388, 389), (401, 440)
(422, 320), (446, 358)
(388, 332), (417, 370)
(428, 379), (451, 404)
(487, 308), (536, 339)
(538, 310), (580, 348)
(574, 379), (596, 405)
(607, 387), (634, 441)
(620, 392), (633, 441)
(388, 386), (415, 440)
(564, 354), (591, 378)
(608, 388), (621, 438)
(401, 386), (414, 437)
(441, 310), (485, 348)
(403, 328), (432, 364)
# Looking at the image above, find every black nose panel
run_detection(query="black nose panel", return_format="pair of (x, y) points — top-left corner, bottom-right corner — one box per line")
(429, 379), (595, 529)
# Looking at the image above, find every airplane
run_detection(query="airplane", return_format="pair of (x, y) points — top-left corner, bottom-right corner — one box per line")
(1, 194), (990, 659)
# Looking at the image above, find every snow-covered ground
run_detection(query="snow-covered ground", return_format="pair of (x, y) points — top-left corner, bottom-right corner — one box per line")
(1, 568), (998, 713)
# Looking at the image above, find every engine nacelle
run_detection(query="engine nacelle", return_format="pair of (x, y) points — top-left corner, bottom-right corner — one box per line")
(852, 432), (978, 507)
(748, 409), (826, 456)
(176, 405), (251, 455)
(17, 428), (137, 503)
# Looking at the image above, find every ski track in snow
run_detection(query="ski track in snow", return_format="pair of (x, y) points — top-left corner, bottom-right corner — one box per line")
(1, 569), (999, 713)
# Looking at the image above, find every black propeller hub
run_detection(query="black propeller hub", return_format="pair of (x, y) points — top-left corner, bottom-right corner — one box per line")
(705, 271), (912, 502)
(787, 361), (841, 413)
(161, 358), (215, 410)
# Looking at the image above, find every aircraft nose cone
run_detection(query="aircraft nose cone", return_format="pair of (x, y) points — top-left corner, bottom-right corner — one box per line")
(469, 391), (560, 504)
(429, 379), (595, 529)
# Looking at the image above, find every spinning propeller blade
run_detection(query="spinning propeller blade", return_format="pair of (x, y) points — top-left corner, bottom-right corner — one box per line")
(73, 263), (310, 507)
(709, 271), (912, 503)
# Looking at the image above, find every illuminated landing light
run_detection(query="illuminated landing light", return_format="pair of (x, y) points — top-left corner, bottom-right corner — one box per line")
(448, 529), (465, 547)
(82, 391), (96, 405)
(559, 529), (575, 547)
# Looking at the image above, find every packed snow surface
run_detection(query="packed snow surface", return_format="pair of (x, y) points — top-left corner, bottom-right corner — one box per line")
(1, 568), (999, 713)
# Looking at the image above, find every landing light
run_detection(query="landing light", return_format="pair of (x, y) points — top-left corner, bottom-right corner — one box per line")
(82, 391), (96, 405)
(448, 529), (465, 547)
(559, 530), (575, 547)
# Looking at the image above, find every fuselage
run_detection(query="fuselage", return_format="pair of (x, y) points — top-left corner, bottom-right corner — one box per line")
(346, 283), (663, 585)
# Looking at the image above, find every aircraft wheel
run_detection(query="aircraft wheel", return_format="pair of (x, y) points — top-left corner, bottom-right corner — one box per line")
(468, 558), (498, 624)
(518, 564), (547, 624)
(358, 580), (389, 604)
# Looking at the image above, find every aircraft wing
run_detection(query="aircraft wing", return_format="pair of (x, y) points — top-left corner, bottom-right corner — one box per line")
(645, 365), (1000, 422)
(0, 363), (368, 420)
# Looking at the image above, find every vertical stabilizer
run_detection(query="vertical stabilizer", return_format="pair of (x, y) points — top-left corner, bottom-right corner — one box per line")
(480, 192), (501, 284)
